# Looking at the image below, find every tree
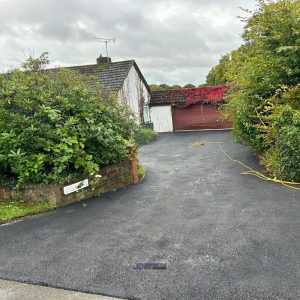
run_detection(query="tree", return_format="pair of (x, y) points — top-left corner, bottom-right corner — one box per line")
(149, 84), (164, 91)
(149, 84), (183, 90)
(206, 54), (230, 86)
(183, 84), (195, 89)
(171, 85), (182, 89)
(160, 84), (171, 90)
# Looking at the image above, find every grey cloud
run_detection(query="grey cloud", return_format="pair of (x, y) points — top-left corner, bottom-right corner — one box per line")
(0, 0), (257, 84)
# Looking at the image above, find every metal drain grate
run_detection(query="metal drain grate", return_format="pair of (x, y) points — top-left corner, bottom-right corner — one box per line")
(133, 263), (167, 270)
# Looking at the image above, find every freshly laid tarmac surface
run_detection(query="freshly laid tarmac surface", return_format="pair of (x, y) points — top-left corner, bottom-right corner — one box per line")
(0, 131), (299, 299)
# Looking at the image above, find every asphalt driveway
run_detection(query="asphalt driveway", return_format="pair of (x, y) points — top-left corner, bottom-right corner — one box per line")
(0, 131), (299, 300)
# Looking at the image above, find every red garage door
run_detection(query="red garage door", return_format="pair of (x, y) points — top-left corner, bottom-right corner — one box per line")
(173, 105), (232, 131)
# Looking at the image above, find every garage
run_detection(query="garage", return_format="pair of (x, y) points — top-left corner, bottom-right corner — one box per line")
(150, 86), (232, 132)
(173, 105), (232, 131)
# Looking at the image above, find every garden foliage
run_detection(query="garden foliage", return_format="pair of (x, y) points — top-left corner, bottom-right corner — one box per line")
(134, 127), (158, 146)
(0, 53), (138, 188)
(206, 54), (230, 86)
(210, 0), (300, 181)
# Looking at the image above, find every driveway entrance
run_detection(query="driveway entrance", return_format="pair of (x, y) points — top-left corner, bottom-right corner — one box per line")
(0, 131), (299, 300)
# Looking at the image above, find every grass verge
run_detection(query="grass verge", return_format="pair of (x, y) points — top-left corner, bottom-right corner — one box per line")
(138, 165), (146, 181)
(0, 199), (54, 223)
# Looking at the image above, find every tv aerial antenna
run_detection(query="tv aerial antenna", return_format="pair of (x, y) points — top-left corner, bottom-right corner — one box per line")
(93, 37), (116, 57)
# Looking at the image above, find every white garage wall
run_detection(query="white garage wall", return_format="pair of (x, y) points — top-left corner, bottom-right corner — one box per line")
(150, 106), (173, 132)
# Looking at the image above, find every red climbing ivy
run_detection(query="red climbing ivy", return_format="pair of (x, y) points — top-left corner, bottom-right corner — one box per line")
(165, 85), (227, 106)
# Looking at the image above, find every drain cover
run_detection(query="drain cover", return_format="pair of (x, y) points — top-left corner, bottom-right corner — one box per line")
(133, 263), (167, 270)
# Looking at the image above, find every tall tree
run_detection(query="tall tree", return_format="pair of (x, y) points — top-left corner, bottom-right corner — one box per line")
(184, 84), (196, 88)
(206, 54), (230, 86)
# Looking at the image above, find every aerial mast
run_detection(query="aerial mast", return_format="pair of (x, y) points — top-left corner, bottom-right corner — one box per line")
(93, 37), (116, 57)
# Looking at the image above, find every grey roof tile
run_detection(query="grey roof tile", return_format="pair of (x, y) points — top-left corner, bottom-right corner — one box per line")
(150, 89), (185, 105)
(67, 60), (135, 93)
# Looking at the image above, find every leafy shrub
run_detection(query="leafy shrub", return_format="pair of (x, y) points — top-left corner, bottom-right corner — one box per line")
(133, 127), (157, 146)
(221, 0), (300, 181)
(0, 53), (137, 188)
(262, 106), (300, 181)
(206, 54), (230, 86)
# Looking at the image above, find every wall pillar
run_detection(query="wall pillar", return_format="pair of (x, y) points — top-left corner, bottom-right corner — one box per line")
(131, 158), (139, 184)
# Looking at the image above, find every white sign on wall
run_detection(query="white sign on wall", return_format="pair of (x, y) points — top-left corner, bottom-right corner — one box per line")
(63, 179), (89, 195)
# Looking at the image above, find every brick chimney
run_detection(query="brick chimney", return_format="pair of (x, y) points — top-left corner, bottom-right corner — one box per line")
(97, 54), (111, 64)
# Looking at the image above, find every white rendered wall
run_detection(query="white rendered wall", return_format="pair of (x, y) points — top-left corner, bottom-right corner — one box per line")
(117, 65), (150, 124)
(150, 106), (173, 132)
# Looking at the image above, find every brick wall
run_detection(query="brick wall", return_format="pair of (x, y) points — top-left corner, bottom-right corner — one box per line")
(0, 158), (139, 207)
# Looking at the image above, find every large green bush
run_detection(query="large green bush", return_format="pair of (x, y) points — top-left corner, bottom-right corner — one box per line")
(218, 0), (300, 181)
(263, 105), (300, 181)
(0, 53), (138, 188)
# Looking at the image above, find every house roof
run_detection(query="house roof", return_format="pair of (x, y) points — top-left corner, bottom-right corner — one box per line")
(66, 60), (150, 94)
(150, 86), (227, 106)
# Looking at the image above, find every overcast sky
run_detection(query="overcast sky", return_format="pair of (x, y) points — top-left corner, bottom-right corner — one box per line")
(0, 0), (257, 85)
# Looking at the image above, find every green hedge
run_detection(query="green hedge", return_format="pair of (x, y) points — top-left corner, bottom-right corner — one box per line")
(221, 0), (300, 182)
(263, 106), (300, 181)
(0, 53), (138, 188)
